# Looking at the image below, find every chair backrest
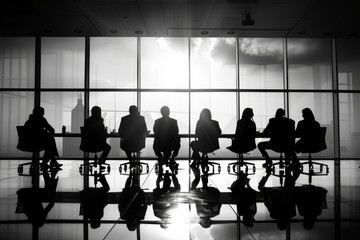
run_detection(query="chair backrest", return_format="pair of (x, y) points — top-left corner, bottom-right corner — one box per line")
(16, 126), (45, 152)
(302, 127), (327, 154)
(79, 127), (104, 153)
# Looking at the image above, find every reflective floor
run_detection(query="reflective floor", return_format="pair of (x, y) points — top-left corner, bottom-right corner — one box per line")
(1, 157), (359, 240)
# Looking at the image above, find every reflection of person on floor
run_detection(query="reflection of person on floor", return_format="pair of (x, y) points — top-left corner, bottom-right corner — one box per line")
(118, 105), (149, 163)
(153, 106), (180, 175)
(80, 106), (111, 164)
(258, 108), (297, 168)
(153, 170), (181, 229)
(118, 173), (148, 231)
(230, 171), (257, 227)
(80, 175), (110, 229)
(295, 185), (328, 230)
(16, 168), (60, 228)
(24, 106), (62, 169)
(194, 186), (221, 228)
(258, 167), (298, 230)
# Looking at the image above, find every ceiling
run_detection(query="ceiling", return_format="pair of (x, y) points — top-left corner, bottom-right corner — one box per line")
(0, 0), (359, 38)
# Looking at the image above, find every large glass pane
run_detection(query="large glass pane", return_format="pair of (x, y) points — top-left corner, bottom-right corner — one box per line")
(0, 92), (34, 157)
(41, 37), (85, 88)
(90, 37), (137, 88)
(239, 38), (284, 89)
(289, 93), (334, 157)
(89, 92), (137, 158)
(0, 37), (35, 88)
(339, 93), (360, 157)
(190, 38), (236, 89)
(41, 92), (84, 158)
(142, 38), (189, 89)
(288, 39), (332, 89)
(337, 39), (360, 90)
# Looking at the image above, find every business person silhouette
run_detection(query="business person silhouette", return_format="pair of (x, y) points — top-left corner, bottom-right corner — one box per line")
(153, 106), (180, 174)
(190, 108), (221, 189)
(230, 171), (257, 227)
(80, 106), (111, 164)
(295, 108), (325, 154)
(227, 108), (256, 154)
(80, 175), (110, 229)
(258, 108), (297, 168)
(24, 107), (62, 170)
(194, 186), (221, 228)
(118, 105), (149, 163)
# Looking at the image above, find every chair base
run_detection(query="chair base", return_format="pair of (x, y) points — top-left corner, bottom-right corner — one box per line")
(228, 161), (256, 175)
(119, 162), (149, 175)
(155, 162), (179, 175)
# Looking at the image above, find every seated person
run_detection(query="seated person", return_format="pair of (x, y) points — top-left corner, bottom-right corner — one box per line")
(23, 106), (62, 169)
(118, 173), (148, 231)
(153, 106), (180, 173)
(194, 186), (221, 228)
(230, 171), (257, 227)
(257, 108), (297, 167)
(227, 108), (256, 154)
(295, 108), (326, 153)
(80, 106), (111, 164)
(118, 105), (149, 162)
(80, 175), (110, 229)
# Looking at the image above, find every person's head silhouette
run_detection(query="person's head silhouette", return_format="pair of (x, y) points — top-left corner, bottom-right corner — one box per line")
(91, 106), (101, 118)
(126, 218), (140, 231)
(33, 106), (45, 117)
(160, 106), (170, 118)
(199, 217), (212, 228)
(90, 218), (101, 229)
(199, 108), (212, 121)
(242, 108), (254, 120)
(275, 108), (285, 118)
(129, 105), (139, 115)
(303, 215), (315, 230)
(302, 108), (315, 121)
(277, 219), (287, 230)
(160, 218), (170, 229)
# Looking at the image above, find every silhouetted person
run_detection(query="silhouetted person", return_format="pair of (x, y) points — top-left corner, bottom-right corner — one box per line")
(227, 108), (256, 154)
(194, 186), (221, 228)
(153, 106), (180, 174)
(190, 109), (221, 189)
(118, 173), (148, 231)
(258, 108), (297, 168)
(295, 108), (325, 154)
(80, 175), (110, 229)
(118, 105), (149, 162)
(16, 168), (60, 228)
(258, 166), (299, 230)
(80, 106), (111, 164)
(24, 106), (62, 169)
(230, 171), (257, 227)
(294, 184), (328, 230)
(153, 170), (181, 229)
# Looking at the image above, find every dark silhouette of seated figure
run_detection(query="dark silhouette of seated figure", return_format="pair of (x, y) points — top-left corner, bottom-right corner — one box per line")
(153, 106), (180, 173)
(80, 106), (111, 164)
(227, 108), (256, 154)
(118, 173), (148, 231)
(153, 170), (181, 229)
(118, 105), (148, 162)
(295, 108), (326, 154)
(258, 166), (299, 230)
(80, 175), (110, 229)
(230, 171), (257, 227)
(16, 167), (60, 228)
(21, 106), (62, 169)
(294, 184), (328, 230)
(190, 108), (221, 189)
(194, 186), (221, 228)
(258, 108), (297, 167)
